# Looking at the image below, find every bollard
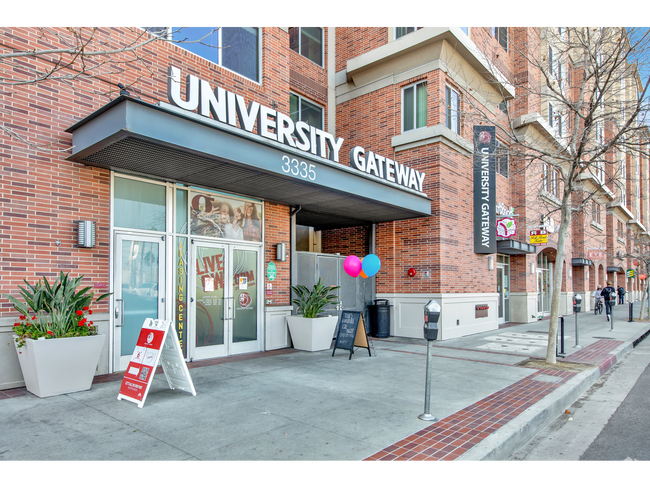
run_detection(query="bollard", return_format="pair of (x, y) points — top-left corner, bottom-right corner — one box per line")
(629, 302), (634, 322)
(574, 311), (581, 348)
(556, 317), (565, 357)
(419, 341), (437, 422)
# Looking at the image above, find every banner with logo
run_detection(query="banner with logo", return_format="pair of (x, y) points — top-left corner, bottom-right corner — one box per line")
(473, 126), (496, 254)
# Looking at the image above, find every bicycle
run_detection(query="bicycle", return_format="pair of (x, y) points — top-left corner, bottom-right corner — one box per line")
(594, 298), (603, 315)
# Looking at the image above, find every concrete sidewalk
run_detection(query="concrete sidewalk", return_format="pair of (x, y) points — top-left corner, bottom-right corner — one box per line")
(1, 301), (648, 461)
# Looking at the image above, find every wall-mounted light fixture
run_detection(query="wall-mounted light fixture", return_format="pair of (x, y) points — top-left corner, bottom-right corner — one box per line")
(276, 243), (287, 262)
(488, 256), (495, 271)
(530, 262), (536, 275)
(77, 221), (95, 248)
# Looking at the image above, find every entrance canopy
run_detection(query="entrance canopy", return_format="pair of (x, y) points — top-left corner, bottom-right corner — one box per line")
(66, 97), (431, 230)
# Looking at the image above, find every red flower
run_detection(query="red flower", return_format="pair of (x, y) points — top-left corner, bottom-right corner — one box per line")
(83, 306), (89, 311)
(31, 316), (36, 320)
(47, 331), (53, 336)
(88, 310), (93, 315)
(13, 323), (19, 327)
(78, 321), (84, 327)
(19, 315), (26, 320)
(76, 310), (83, 316)
(90, 321), (94, 325)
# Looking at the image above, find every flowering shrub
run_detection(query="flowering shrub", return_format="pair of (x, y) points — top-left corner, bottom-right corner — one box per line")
(3, 272), (110, 348)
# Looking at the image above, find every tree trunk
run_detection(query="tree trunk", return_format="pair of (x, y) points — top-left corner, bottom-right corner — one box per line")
(545, 200), (572, 365)
(638, 287), (647, 321)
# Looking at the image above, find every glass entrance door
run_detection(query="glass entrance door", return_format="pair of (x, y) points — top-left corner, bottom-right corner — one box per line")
(497, 267), (504, 324)
(189, 241), (260, 360)
(114, 233), (166, 371)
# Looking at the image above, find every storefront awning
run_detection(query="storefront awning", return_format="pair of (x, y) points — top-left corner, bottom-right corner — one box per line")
(607, 266), (624, 273)
(496, 239), (536, 255)
(572, 258), (594, 267)
(66, 97), (431, 230)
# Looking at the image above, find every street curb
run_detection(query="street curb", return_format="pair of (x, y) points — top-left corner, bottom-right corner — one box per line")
(458, 329), (647, 461)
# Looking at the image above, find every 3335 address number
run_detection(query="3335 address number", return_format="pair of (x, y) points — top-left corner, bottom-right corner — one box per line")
(281, 155), (316, 181)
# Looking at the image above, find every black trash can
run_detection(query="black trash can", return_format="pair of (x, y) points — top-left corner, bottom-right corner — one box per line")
(368, 299), (392, 338)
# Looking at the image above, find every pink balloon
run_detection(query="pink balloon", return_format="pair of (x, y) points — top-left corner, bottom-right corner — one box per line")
(343, 255), (362, 277)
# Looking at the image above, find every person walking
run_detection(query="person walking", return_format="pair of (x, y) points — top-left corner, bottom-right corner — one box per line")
(617, 285), (626, 304)
(602, 281), (617, 321)
(592, 286), (603, 314)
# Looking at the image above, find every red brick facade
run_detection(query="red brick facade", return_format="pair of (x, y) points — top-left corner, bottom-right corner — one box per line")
(1, 26), (648, 378)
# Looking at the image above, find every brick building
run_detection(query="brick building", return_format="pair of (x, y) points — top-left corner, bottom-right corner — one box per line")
(1, 27), (647, 389)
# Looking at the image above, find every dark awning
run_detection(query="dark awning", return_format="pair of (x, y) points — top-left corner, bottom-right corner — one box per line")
(65, 97), (431, 230)
(496, 239), (536, 255)
(607, 266), (624, 273)
(572, 258), (594, 267)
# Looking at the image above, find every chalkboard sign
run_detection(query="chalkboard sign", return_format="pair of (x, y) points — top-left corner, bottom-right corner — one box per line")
(332, 311), (371, 360)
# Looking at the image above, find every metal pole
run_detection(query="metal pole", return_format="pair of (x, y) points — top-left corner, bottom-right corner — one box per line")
(560, 317), (565, 355)
(574, 312), (581, 348)
(629, 302), (634, 322)
(419, 341), (437, 421)
(610, 302), (614, 332)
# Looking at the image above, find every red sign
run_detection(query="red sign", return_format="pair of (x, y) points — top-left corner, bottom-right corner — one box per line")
(587, 249), (606, 260)
(640, 274), (647, 280)
(118, 321), (167, 403)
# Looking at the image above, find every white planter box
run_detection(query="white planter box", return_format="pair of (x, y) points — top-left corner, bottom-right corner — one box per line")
(14, 334), (106, 398)
(286, 316), (338, 352)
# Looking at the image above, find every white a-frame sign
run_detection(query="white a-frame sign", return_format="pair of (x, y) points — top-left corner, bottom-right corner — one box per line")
(118, 318), (196, 408)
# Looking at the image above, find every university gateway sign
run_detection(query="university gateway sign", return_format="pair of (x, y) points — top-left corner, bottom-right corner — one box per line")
(166, 66), (425, 192)
(473, 126), (496, 254)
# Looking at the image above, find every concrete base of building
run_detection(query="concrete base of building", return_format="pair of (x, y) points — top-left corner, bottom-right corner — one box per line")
(376, 293), (499, 341)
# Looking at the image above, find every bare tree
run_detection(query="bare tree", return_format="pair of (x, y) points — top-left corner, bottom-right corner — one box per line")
(453, 27), (650, 364)
(0, 27), (220, 152)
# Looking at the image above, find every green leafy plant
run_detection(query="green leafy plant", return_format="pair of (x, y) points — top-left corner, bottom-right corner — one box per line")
(290, 278), (340, 318)
(3, 271), (111, 348)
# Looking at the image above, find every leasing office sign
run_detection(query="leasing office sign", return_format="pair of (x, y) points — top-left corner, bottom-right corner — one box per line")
(473, 126), (496, 254)
(166, 66), (425, 192)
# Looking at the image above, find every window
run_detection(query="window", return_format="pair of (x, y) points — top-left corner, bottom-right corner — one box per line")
(289, 27), (323, 66)
(542, 163), (549, 192)
(290, 93), (324, 130)
(445, 85), (460, 134)
(498, 100), (508, 115)
(549, 104), (564, 138)
(402, 81), (427, 132)
(395, 24), (419, 39)
(496, 140), (509, 178)
(492, 27), (508, 51)
(592, 201), (601, 224)
(171, 27), (260, 82)
(548, 46), (555, 76)
(551, 170), (559, 197)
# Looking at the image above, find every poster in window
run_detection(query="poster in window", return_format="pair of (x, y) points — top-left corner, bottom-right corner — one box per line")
(190, 192), (262, 242)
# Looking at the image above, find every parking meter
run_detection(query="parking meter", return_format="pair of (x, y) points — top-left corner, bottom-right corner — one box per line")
(572, 294), (582, 313)
(420, 299), (441, 421)
(424, 300), (441, 341)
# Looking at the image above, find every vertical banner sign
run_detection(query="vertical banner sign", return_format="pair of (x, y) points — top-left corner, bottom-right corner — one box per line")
(473, 126), (496, 254)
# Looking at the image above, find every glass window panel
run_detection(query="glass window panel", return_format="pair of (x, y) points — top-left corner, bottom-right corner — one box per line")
(121, 240), (160, 356)
(300, 27), (322, 66)
(290, 93), (299, 123)
(175, 188), (188, 234)
(171, 27), (220, 65)
(403, 85), (414, 132)
(222, 27), (259, 82)
(396, 27), (415, 39)
(300, 97), (323, 129)
(114, 177), (166, 231)
(195, 246), (225, 348)
(233, 249), (258, 342)
(416, 82), (427, 128)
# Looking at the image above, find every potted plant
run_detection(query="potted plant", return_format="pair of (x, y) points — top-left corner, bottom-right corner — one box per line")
(286, 278), (340, 351)
(3, 271), (111, 398)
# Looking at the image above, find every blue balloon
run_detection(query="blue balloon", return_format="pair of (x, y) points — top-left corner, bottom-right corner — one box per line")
(362, 254), (381, 277)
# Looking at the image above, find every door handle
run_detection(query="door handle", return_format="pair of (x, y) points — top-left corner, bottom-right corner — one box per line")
(115, 299), (124, 327)
(223, 296), (235, 320)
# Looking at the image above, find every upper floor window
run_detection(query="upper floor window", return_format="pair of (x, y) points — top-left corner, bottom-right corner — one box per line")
(395, 24), (425, 39)
(548, 102), (555, 128)
(290, 27), (323, 66)
(496, 140), (509, 178)
(445, 85), (460, 134)
(592, 201), (601, 224)
(492, 27), (508, 51)
(290, 93), (324, 130)
(402, 81), (427, 132)
(171, 27), (260, 82)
